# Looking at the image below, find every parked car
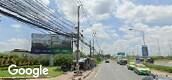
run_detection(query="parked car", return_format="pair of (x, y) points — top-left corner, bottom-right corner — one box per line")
(127, 62), (136, 70)
(134, 64), (151, 75)
(136, 57), (144, 64)
(136, 56), (154, 64)
(145, 57), (154, 64)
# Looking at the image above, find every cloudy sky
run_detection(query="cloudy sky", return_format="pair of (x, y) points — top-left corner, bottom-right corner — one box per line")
(1, 0), (172, 56)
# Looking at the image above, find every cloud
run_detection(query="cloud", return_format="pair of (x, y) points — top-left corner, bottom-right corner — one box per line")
(83, 0), (115, 21)
(56, 0), (77, 22)
(0, 38), (31, 52)
(11, 24), (22, 32)
(56, 0), (116, 22)
(2, 0), (172, 56)
(11, 24), (21, 29)
(84, 23), (118, 40)
(82, 23), (120, 54)
(39, 0), (50, 6)
(34, 0), (172, 56)
(114, 0), (172, 26)
(115, 22), (172, 56)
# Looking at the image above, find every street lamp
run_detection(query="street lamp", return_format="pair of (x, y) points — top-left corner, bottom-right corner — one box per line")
(129, 28), (149, 57)
(129, 28), (146, 45)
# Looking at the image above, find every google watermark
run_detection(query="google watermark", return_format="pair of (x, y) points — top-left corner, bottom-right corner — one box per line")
(8, 64), (48, 78)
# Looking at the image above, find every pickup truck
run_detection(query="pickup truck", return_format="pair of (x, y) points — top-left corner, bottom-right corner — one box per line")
(117, 58), (128, 65)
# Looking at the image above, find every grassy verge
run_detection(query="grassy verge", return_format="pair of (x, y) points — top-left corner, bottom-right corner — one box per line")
(0, 66), (63, 78)
(47, 67), (63, 77)
(145, 63), (172, 73)
(0, 65), (41, 70)
(96, 60), (102, 64)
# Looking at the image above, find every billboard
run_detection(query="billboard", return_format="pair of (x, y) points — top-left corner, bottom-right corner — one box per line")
(142, 45), (149, 57)
(31, 33), (72, 54)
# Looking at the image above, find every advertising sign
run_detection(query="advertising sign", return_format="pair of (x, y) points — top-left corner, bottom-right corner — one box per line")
(31, 33), (72, 54)
(142, 45), (149, 57)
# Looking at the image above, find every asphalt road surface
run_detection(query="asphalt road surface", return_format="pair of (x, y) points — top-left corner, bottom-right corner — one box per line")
(91, 61), (144, 80)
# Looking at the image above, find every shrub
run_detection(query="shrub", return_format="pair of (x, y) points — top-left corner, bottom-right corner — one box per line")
(54, 54), (73, 66)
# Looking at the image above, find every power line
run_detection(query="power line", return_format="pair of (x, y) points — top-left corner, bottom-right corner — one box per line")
(0, 0), (74, 37)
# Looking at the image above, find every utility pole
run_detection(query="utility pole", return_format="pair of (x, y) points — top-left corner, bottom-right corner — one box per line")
(92, 32), (96, 56)
(90, 40), (92, 57)
(168, 40), (172, 56)
(156, 39), (161, 56)
(76, 5), (80, 74)
(49, 34), (54, 66)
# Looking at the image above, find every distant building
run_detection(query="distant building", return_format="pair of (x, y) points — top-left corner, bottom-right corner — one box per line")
(11, 49), (29, 53)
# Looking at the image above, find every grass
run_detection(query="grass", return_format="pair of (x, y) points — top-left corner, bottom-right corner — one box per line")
(46, 67), (63, 77)
(145, 63), (172, 73)
(0, 66), (63, 78)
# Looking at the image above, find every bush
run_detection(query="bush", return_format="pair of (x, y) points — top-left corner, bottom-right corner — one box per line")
(54, 54), (73, 66)
(0, 53), (74, 67)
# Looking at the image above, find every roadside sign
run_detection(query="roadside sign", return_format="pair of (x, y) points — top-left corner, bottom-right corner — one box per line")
(142, 45), (149, 57)
(31, 33), (73, 54)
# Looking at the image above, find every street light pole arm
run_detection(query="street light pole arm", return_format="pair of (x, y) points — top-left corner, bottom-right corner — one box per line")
(142, 31), (146, 45)
(129, 28), (146, 45)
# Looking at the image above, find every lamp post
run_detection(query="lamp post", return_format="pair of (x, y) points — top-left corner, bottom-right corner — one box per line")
(129, 29), (146, 45)
(129, 28), (149, 57)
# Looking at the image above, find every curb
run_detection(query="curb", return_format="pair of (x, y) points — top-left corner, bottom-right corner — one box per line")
(72, 71), (92, 80)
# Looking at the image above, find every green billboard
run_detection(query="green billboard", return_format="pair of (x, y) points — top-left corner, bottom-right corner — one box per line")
(31, 33), (73, 54)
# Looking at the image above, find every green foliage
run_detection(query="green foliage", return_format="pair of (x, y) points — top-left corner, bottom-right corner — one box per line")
(94, 55), (103, 64)
(0, 52), (74, 67)
(145, 63), (172, 73)
(151, 56), (172, 60)
(46, 67), (63, 77)
(54, 54), (73, 66)
(0, 66), (63, 78)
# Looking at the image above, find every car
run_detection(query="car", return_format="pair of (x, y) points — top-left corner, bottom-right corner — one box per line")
(127, 62), (136, 70)
(136, 57), (144, 64)
(136, 57), (154, 64)
(134, 64), (151, 75)
(105, 60), (110, 63)
(117, 58), (128, 65)
(145, 58), (154, 64)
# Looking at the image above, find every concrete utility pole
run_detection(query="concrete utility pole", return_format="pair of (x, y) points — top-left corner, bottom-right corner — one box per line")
(156, 39), (161, 56)
(168, 40), (172, 56)
(90, 40), (92, 57)
(49, 34), (54, 66)
(92, 32), (96, 56)
(76, 5), (81, 74)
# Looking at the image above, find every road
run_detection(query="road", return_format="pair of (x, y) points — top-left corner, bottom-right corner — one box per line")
(91, 61), (144, 80)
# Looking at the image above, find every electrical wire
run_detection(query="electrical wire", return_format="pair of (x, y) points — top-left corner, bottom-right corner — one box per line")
(0, 0), (74, 37)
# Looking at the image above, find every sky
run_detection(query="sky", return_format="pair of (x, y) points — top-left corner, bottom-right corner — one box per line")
(1, 0), (172, 56)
